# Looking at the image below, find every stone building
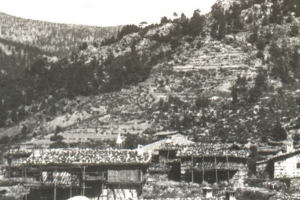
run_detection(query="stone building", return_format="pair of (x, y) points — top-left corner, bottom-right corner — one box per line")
(256, 141), (300, 190)
(3, 148), (152, 200)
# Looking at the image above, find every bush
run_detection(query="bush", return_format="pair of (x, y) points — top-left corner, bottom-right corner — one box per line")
(256, 51), (264, 59)
(195, 96), (210, 108)
(247, 33), (258, 44)
(50, 141), (68, 148)
(50, 135), (64, 141)
(272, 122), (287, 141)
(256, 38), (266, 50)
(290, 24), (299, 37)
(0, 135), (10, 144)
(247, 86), (261, 103)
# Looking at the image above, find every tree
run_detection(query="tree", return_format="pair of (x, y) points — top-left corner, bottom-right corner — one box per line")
(189, 9), (206, 37)
(290, 48), (300, 70)
(210, 9), (226, 40)
(0, 135), (10, 144)
(231, 86), (238, 104)
(247, 86), (261, 103)
(55, 126), (62, 136)
(290, 24), (299, 37)
(92, 42), (98, 48)
(256, 37), (266, 50)
(247, 145), (258, 176)
(79, 42), (88, 51)
(250, 146), (258, 158)
(272, 122), (287, 141)
(195, 96), (210, 108)
(269, 2), (284, 24)
(21, 124), (27, 136)
(50, 135), (64, 142)
(139, 21), (148, 28)
(293, 134), (300, 144)
(50, 141), (68, 148)
(262, 15), (269, 26)
(117, 24), (139, 40)
(255, 71), (267, 89)
(160, 16), (169, 24)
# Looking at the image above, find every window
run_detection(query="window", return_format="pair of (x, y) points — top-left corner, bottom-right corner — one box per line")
(297, 163), (300, 168)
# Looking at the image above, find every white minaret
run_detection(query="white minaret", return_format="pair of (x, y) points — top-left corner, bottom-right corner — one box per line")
(116, 132), (122, 149)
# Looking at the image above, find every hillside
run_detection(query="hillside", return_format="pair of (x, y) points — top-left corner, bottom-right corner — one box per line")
(0, 12), (121, 58)
(0, 0), (300, 151)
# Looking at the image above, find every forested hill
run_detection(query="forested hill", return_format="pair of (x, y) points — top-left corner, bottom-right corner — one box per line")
(0, 12), (121, 58)
(1, 0), (300, 148)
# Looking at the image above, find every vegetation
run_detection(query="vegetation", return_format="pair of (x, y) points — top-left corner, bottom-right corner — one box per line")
(1, 0), (300, 150)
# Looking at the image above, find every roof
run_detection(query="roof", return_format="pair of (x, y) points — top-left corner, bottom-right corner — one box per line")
(257, 149), (300, 165)
(142, 134), (194, 154)
(153, 131), (179, 137)
(258, 147), (280, 153)
(175, 143), (250, 158)
(4, 149), (33, 158)
(25, 148), (152, 166)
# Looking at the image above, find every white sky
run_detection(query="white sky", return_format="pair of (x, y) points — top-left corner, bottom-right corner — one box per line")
(0, 0), (217, 27)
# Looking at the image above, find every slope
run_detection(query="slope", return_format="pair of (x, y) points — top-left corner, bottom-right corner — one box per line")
(1, 0), (300, 149)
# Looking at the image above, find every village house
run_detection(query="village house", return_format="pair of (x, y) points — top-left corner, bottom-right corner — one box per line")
(3, 148), (152, 200)
(256, 141), (300, 182)
(143, 139), (249, 185)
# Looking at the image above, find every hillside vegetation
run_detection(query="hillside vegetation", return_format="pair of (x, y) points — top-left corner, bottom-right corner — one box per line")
(1, 0), (300, 149)
(0, 12), (121, 58)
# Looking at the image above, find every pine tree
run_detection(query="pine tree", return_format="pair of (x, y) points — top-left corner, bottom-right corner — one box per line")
(189, 9), (206, 37)
(272, 122), (287, 141)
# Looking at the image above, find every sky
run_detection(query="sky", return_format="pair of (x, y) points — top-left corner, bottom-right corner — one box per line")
(0, 0), (217, 27)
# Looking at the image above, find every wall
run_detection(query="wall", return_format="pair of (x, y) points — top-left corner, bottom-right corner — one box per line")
(42, 171), (79, 186)
(274, 155), (300, 179)
(231, 166), (248, 188)
(108, 168), (142, 183)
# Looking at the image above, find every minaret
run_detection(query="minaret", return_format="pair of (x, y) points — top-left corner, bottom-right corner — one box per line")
(116, 132), (122, 149)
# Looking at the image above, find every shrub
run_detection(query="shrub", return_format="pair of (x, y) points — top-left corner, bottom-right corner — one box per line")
(50, 141), (68, 148)
(256, 38), (266, 50)
(272, 122), (287, 141)
(195, 96), (210, 108)
(50, 135), (64, 141)
(0, 135), (10, 144)
(256, 51), (264, 59)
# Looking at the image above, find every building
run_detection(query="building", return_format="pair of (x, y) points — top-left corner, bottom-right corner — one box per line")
(255, 141), (300, 189)
(3, 148), (152, 200)
(257, 146), (281, 160)
(3, 149), (33, 178)
(170, 143), (249, 184)
(146, 141), (249, 185)
(142, 133), (194, 155)
(153, 131), (180, 140)
(256, 149), (300, 181)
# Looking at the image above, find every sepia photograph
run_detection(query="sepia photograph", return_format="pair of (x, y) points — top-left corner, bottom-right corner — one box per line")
(0, 0), (300, 199)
